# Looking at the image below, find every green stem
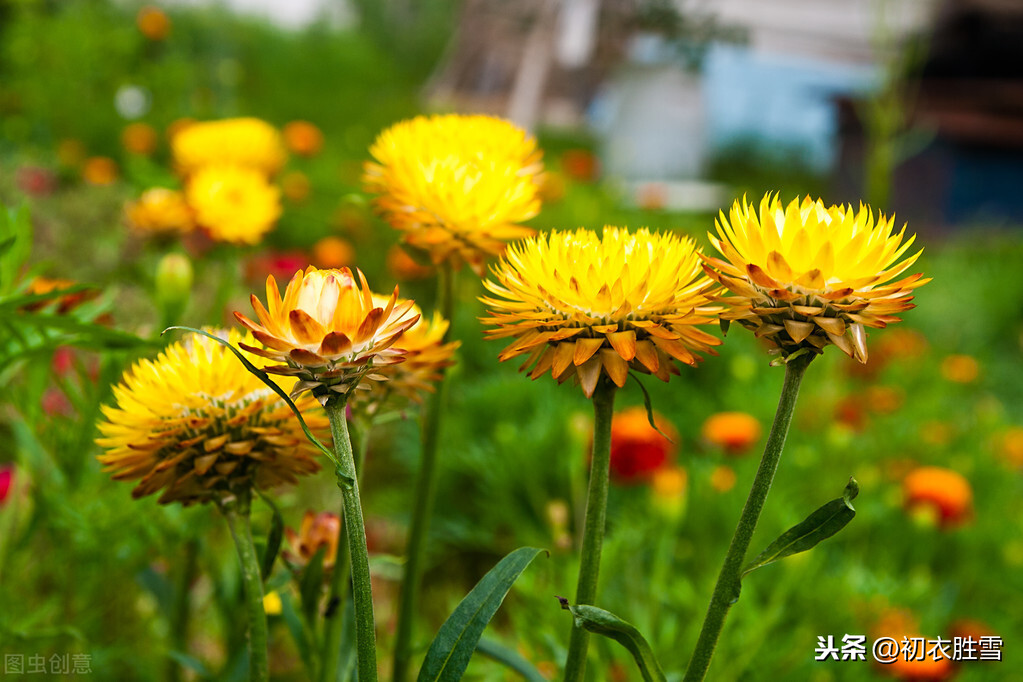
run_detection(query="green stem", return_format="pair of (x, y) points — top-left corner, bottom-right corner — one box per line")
(682, 353), (813, 682)
(392, 263), (455, 682)
(220, 491), (269, 682)
(319, 423), (371, 682)
(324, 399), (378, 682)
(563, 379), (617, 682)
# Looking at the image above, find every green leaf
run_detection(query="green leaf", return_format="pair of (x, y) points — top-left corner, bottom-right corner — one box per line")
(281, 592), (316, 680)
(417, 547), (546, 682)
(475, 638), (547, 682)
(557, 600), (667, 682)
(742, 477), (859, 578)
(163, 326), (343, 479)
(258, 492), (285, 581)
(627, 373), (674, 443)
(167, 651), (214, 680)
(299, 545), (327, 626)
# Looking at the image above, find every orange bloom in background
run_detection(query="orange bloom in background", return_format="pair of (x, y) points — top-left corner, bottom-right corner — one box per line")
(940, 354), (979, 384)
(283, 120), (324, 157)
(606, 407), (679, 484)
(281, 170), (311, 202)
(872, 609), (955, 681)
(125, 188), (194, 236)
(82, 157), (118, 186)
(903, 466), (973, 529)
(847, 327), (930, 379)
(701, 411), (762, 455)
(284, 511), (341, 570)
(386, 244), (433, 281)
(866, 385), (905, 414)
(234, 266), (420, 403)
(710, 465), (737, 492)
(137, 5), (171, 41)
(121, 122), (158, 155)
(998, 426), (1023, 468)
(312, 236), (355, 269)
(560, 149), (598, 182)
(636, 182), (668, 211)
(651, 466), (688, 518)
(23, 277), (97, 314)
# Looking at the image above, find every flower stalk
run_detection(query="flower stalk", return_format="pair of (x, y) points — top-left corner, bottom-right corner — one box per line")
(324, 399), (378, 682)
(682, 353), (813, 682)
(219, 491), (269, 682)
(563, 378), (617, 682)
(392, 263), (455, 682)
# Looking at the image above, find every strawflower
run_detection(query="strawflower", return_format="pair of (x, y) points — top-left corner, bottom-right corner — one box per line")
(234, 266), (420, 404)
(903, 466), (973, 529)
(704, 194), (928, 362)
(126, 188), (195, 236)
(186, 164), (281, 245)
(172, 117), (286, 177)
(95, 328), (324, 506)
(481, 227), (721, 397)
(607, 407), (679, 484)
(284, 510), (341, 570)
(701, 411), (762, 455)
(364, 114), (544, 274)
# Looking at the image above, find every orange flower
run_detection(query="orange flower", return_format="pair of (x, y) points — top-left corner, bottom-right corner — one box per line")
(606, 407), (678, 484)
(903, 466), (973, 528)
(122, 122), (158, 155)
(701, 412), (762, 455)
(137, 5), (171, 41)
(284, 510), (341, 570)
(386, 244), (433, 281)
(283, 120), (324, 157)
(313, 236), (355, 269)
(998, 426), (1023, 468)
(651, 466), (688, 518)
(940, 355), (979, 384)
(82, 157), (118, 186)
(560, 149), (598, 182)
(234, 267), (420, 403)
(23, 277), (97, 314)
(710, 465), (737, 492)
(872, 609), (955, 681)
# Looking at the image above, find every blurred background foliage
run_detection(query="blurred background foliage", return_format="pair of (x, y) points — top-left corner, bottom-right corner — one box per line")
(1, 1), (1021, 681)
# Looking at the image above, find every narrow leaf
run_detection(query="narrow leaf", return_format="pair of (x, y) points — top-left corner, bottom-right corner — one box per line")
(475, 638), (547, 682)
(280, 592), (316, 680)
(417, 547), (546, 682)
(742, 477), (859, 578)
(258, 491), (285, 580)
(627, 373), (674, 443)
(558, 600), (667, 682)
(299, 546), (327, 626)
(164, 326), (344, 479)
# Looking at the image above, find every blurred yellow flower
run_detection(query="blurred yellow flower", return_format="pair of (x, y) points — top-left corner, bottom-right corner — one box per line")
(95, 329), (324, 506)
(710, 465), (737, 492)
(903, 466), (973, 529)
(122, 122), (158, 155)
(352, 298), (459, 415)
(186, 164), (281, 245)
(651, 466), (688, 519)
(262, 591), (283, 615)
(234, 267), (420, 403)
(364, 114), (543, 274)
(701, 411), (762, 455)
(125, 188), (195, 236)
(82, 156), (118, 186)
(940, 354), (979, 383)
(136, 5), (171, 41)
(705, 194), (928, 362)
(481, 227), (720, 397)
(283, 120), (324, 157)
(172, 117), (286, 176)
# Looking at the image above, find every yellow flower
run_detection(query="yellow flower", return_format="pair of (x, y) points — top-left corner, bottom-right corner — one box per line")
(262, 591), (283, 615)
(126, 188), (195, 236)
(704, 194), (928, 362)
(481, 227), (721, 397)
(186, 164), (281, 245)
(352, 297), (459, 415)
(364, 114), (544, 274)
(172, 117), (286, 177)
(234, 267), (420, 403)
(95, 329), (325, 506)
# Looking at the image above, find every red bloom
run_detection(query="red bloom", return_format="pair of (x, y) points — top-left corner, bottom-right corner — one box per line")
(606, 407), (678, 484)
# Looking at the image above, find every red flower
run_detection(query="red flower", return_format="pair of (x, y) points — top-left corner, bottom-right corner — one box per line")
(606, 407), (678, 484)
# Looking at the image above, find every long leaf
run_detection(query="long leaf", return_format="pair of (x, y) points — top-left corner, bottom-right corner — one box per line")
(475, 638), (546, 682)
(257, 491), (285, 580)
(163, 326), (343, 478)
(417, 547), (546, 682)
(558, 600), (667, 682)
(742, 477), (859, 578)
(280, 592), (316, 680)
